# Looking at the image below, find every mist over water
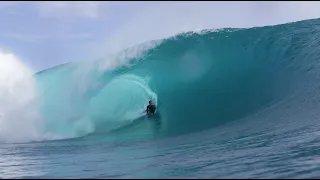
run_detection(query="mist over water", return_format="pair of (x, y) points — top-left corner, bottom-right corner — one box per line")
(0, 51), (43, 143)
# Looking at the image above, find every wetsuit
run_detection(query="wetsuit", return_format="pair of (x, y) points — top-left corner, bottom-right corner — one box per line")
(146, 104), (156, 115)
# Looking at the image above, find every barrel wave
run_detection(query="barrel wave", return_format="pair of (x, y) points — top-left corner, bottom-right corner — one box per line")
(33, 19), (320, 142)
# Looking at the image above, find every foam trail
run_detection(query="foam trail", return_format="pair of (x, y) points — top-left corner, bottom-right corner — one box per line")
(0, 51), (43, 143)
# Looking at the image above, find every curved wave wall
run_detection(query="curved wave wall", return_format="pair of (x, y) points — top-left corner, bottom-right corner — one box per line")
(32, 19), (320, 141)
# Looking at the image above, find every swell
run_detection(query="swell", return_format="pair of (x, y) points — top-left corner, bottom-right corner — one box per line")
(34, 18), (320, 141)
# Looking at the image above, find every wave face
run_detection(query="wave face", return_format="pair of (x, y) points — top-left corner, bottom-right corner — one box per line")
(34, 19), (320, 141)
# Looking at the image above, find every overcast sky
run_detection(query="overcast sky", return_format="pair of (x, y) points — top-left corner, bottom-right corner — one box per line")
(1, 1), (320, 72)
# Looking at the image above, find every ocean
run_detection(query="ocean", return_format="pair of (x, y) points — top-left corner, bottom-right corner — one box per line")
(1, 18), (320, 178)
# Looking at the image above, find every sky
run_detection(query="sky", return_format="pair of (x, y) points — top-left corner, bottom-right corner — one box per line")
(1, 1), (320, 72)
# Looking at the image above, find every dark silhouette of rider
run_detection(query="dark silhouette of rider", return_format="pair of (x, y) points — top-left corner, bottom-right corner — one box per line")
(146, 100), (156, 115)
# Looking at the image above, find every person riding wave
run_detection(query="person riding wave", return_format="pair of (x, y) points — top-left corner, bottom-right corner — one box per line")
(146, 100), (156, 116)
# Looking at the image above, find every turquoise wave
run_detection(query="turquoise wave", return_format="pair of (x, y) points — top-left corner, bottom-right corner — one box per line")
(35, 18), (320, 141)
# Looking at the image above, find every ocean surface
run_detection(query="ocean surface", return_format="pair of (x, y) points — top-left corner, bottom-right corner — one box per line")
(1, 18), (320, 178)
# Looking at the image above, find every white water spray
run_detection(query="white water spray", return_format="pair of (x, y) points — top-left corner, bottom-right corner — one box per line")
(0, 51), (43, 143)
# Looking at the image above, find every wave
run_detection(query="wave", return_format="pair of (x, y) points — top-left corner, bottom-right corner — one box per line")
(2, 18), (320, 143)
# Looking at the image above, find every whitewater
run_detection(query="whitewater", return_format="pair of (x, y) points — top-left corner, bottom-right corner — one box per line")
(1, 18), (320, 178)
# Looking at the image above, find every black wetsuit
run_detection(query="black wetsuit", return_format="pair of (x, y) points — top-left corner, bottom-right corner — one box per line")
(146, 104), (156, 115)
